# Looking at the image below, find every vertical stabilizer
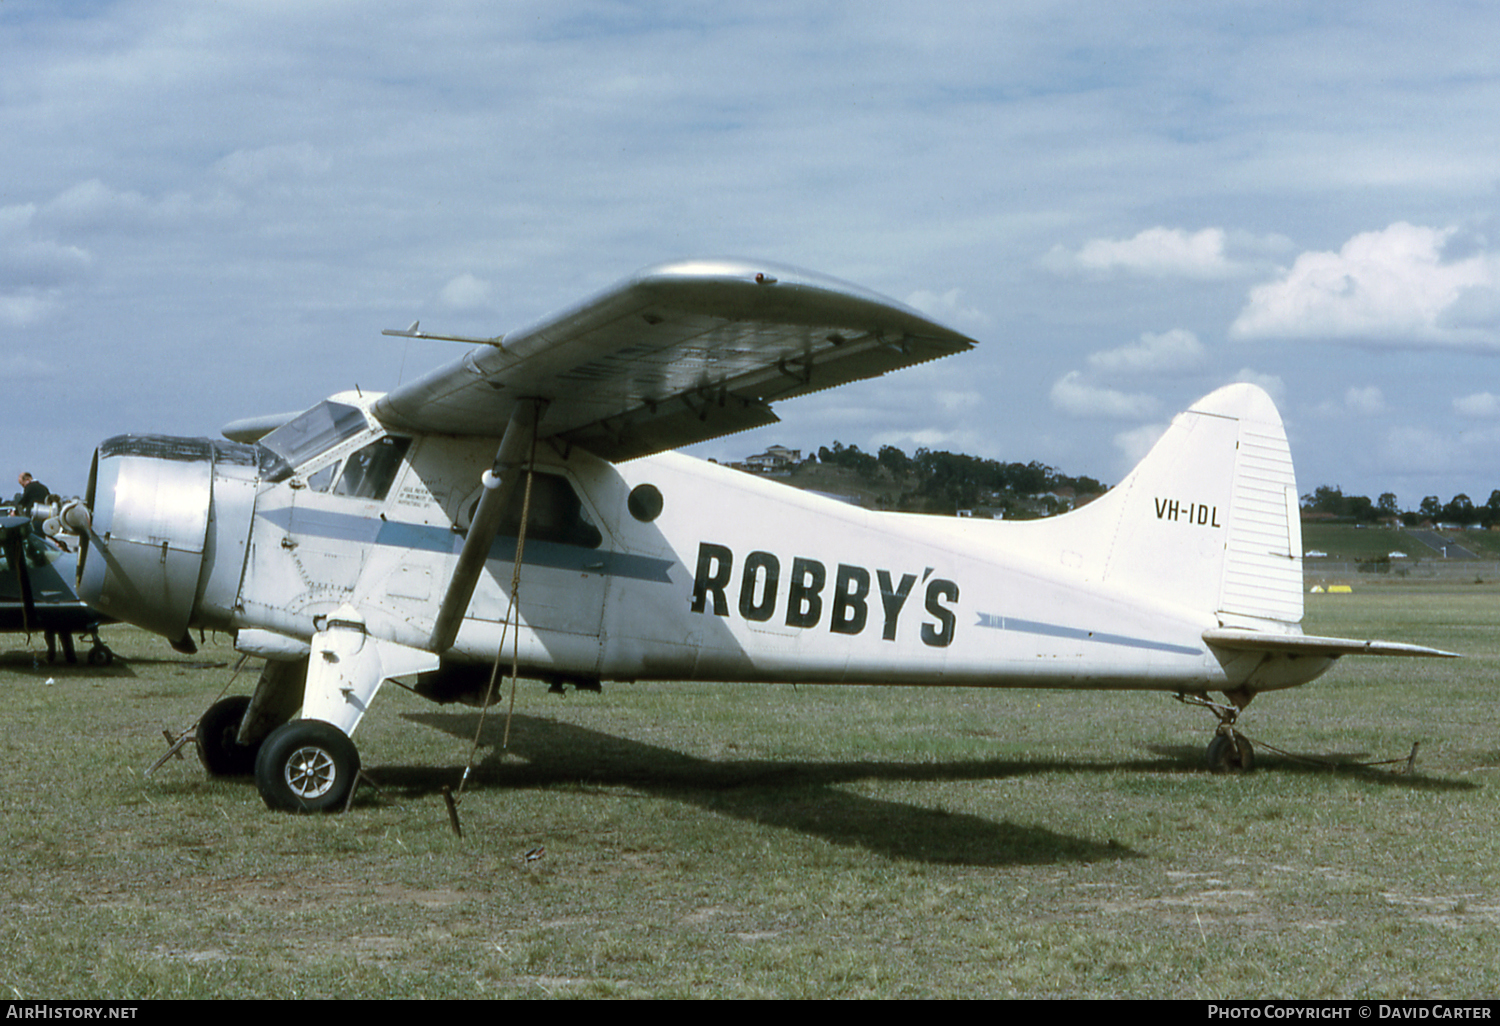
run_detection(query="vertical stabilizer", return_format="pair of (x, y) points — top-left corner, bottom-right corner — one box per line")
(1077, 384), (1303, 626)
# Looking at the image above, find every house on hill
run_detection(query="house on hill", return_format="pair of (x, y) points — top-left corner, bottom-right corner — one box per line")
(742, 445), (802, 473)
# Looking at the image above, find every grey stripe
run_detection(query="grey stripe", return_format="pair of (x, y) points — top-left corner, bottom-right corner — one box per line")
(976, 613), (1201, 656)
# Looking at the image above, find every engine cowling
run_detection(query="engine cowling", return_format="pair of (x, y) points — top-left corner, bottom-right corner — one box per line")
(78, 435), (258, 648)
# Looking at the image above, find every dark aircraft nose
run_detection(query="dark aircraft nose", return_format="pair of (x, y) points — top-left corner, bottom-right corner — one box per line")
(77, 435), (258, 651)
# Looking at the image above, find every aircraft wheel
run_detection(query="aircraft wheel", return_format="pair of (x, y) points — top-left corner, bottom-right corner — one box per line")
(196, 695), (259, 776)
(87, 644), (113, 667)
(255, 719), (360, 813)
(1204, 733), (1255, 774)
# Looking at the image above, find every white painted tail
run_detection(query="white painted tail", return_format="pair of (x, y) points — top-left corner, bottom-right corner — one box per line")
(1049, 383), (1303, 627)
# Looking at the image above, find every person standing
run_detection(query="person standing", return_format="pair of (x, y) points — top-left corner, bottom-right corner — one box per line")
(17, 472), (50, 512)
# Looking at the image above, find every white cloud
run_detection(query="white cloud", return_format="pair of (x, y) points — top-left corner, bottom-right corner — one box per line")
(1344, 385), (1386, 416)
(0, 292), (60, 328)
(44, 179), (153, 226)
(1113, 423), (1168, 469)
(438, 273), (493, 310)
(1, 200), (92, 326)
(1454, 392), (1500, 418)
(1231, 223), (1500, 348)
(1086, 328), (1204, 375)
(1227, 369), (1287, 406)
(0, 352), (63, 380)
(931, 390), (983, 413)
(216, 143), (333, 190)
(872, 427), (986, 453)
(1049, 371), (1159, 419)
(1380, 423), (1500, 478)
(903, 287), (991, 332)
(1312, 385), (1385, 418)
(0, 202), (93, 282)
(1045, 227), (1239, 279)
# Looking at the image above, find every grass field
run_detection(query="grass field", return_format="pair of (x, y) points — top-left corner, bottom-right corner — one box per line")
(2, 584), (1497, 999)
(1302, 522), (1500, 562)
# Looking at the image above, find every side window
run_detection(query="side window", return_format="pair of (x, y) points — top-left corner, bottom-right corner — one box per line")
(306, 464), (338, 493)
(332, 436), (411, 501)
(466, 472), (602, 549)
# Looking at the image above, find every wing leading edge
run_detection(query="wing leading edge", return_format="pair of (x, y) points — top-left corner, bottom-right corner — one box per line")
(373, 259), (976, 461)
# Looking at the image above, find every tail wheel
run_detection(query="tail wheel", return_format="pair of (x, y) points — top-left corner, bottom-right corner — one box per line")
(1205, 733), (1255, 774)
(197, 695), (259, 776)
(255, 719), (361, 813)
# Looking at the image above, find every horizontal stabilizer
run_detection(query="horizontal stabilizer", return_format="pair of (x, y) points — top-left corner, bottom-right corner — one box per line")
(1204, 627), (1458, 659)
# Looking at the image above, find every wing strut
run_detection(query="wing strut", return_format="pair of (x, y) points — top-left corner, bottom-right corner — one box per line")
(427, 398), (547, 653)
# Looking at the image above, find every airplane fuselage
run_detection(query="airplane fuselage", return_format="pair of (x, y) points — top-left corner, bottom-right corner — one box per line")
(81, 391), (1330, 705)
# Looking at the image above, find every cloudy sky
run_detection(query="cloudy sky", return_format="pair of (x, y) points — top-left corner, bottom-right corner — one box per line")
(5, 1), (1500, 510)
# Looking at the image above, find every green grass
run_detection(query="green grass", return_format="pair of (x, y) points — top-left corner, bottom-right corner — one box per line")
(2, 587), (1498, 999)
(1302, 521), (1500, 562)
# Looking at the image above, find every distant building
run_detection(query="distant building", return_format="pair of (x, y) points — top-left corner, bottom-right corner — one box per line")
(742, 445), (802, 473)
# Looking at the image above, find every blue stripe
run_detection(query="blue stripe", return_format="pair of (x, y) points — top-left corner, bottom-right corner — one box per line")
(976, 612), (1201, 656)
(256, 506), (673, 583)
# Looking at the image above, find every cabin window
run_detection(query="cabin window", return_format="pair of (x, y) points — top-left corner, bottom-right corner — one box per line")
(306, 464), (338, 493)
(333, 436), (411, 502)
(468, 472), (602, 549)
(628, 483), (663, 522)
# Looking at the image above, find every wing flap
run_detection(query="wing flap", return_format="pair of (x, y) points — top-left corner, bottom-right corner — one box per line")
(1204, 627), (1458, 658)
(373, 259), (975, 459)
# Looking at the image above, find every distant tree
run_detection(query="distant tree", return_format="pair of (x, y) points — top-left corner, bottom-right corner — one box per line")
(818, 441), (878, 478)
(1443, 493), (1475, 524)
(1419, 496), (1442, 521)
(1301, 485), (1380, 523)
(1007, 460), (1050, 496)
(1378, 493), (1400, 518)
(876, 444), (911, 478)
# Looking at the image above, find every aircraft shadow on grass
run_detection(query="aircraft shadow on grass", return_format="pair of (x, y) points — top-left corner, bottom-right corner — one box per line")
(1139, 742), (1475, 792)
(382, 709), (1146, 868)
(366, 711), (1474, 864)
(0, 648), (226, 676)
(0, 646), (133, 676)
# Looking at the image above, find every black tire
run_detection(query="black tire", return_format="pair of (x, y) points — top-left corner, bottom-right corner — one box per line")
(197, 695), (259, 776)
(1204, 733), (1255, 774)
(86, 644), (113, 667)
(255, 719), (361, 813)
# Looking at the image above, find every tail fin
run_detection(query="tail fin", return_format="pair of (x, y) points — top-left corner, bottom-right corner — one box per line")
(1061, 383), (1303, 626)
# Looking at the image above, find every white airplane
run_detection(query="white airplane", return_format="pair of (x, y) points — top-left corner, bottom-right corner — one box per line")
(65, 258), (1454, 812)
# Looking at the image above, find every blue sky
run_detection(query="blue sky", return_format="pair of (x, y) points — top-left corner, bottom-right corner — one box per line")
(5, 1), (1499, 509)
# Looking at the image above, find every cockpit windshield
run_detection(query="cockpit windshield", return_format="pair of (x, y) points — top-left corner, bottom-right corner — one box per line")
(258, 401), (369, 482)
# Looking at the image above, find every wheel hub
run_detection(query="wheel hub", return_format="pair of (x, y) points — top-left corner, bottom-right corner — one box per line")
(284, 745), (338, 799)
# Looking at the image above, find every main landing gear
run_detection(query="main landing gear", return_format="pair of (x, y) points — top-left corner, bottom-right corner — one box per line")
(195, 691), (361, 813)
(43, 627), (113, 666)
(1177, 689), (1256, 773)
(254, 720), (361, 813)
(196, 695), (258, 776)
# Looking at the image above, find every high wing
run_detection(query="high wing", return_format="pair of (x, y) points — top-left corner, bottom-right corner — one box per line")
(372, 259), (976, 461)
